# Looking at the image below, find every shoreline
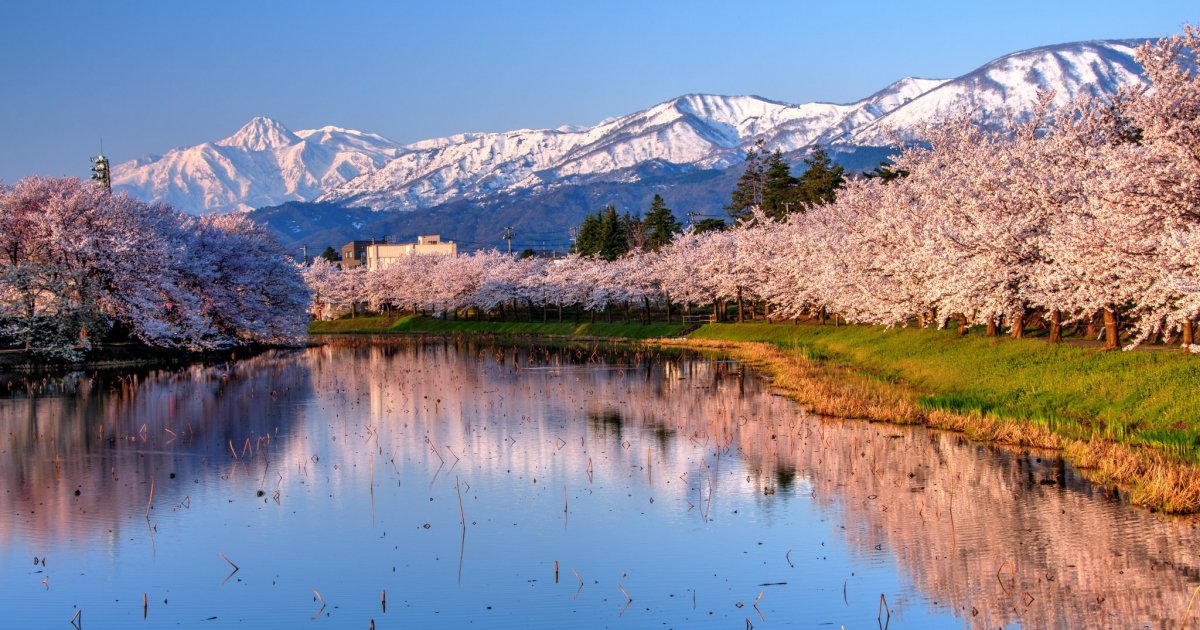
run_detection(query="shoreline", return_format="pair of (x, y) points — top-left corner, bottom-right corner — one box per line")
(0, 342), (301, 374)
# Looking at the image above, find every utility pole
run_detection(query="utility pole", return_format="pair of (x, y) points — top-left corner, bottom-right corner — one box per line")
(569, 226), (578, 253)
(502, 226), (514, 255)
(687, 210), (699, 229)
(301, 244), (308, 265)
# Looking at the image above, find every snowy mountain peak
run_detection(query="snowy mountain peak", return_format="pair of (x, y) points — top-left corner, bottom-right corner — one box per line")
(216, 116), (299, 151)
(848, 39), (1148, 144)
(116, 37), (1152, 215)
(114, 118), (402, 215)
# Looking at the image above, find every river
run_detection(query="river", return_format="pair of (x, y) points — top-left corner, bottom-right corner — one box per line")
(1, 335), (1197, 628)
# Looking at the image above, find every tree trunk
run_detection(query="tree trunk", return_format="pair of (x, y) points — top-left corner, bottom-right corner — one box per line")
(765, 301), (772, 324)
(1049, 309), (1062, 344)
(1011, 310), (1024, 339)
(957, 314), (969, 336)
(985, 315), (997, 337)
(1183, 319), (1195, 347)
(665, 297), (672, 324)
(737, 288), (744, 323)
(1103, 307), (1119, 350)
(819, 306), (827, 325)
(557, 303), (563, 322)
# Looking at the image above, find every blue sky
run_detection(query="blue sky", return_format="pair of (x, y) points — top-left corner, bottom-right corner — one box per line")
(1, 0), (1197, 182)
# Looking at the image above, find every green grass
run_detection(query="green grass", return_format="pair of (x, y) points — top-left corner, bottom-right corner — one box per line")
(309, 314), (685, 340)
(690, 322), (1200, 463)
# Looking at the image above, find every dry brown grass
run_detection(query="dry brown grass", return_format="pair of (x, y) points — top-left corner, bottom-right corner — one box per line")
(662, 338), (1200, 514)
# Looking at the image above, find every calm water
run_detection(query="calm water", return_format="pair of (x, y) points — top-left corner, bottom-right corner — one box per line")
(1, 336), (1198, 629)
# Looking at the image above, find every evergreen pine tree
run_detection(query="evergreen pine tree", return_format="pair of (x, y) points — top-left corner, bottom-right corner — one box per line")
(599, 205), (629, 261)
(762, 149), (800, 221)
(694, 218), (728, 233)
(796, 146), (845, 210)
(726, 138), (766, 223)
(643, 194), (681, 250)
(863, 159), (908, 184)
(574, 212), (603, 257)
(320, 246), (340, 262)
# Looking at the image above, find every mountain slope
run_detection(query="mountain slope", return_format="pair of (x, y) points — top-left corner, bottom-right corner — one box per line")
(319, 80), (947, 211)
(253, 145), (893, 255)
(847, 39), (1148, 144)
(112, 117), (403, 214)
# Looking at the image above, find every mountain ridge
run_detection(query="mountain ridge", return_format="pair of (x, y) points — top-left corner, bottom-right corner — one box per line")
(114, 38), (1152, 216)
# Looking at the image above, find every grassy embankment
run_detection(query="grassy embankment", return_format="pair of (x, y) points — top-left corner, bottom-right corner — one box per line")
(310, 315), (1200, 512)
(308, 314), (685, 339)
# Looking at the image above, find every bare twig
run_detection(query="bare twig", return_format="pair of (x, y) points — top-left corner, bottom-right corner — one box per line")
(455, 476), (467, 529)
(1182, 584), (1200, 630)
(218, 552), (239, 587)
(145, 478), (155, 521)
(311, 588), (326, 621)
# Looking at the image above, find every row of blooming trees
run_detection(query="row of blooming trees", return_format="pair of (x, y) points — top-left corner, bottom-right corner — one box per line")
(0, 177), (309, 360)
(307, 30), (1200, 350)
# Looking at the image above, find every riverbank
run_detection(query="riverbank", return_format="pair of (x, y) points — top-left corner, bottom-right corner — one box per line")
(309, 314), (686, 339)
(0, 342), (289, 373)
(310, 316), (1200, 513)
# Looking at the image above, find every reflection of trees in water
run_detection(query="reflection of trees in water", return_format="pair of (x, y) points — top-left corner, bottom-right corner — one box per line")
(12, 335), (1191, 626)
(319, 336), (1200, 628)
(0, 350), (312, 546)
(636, 382), (1200, 627)
(587, 409), (625, 441)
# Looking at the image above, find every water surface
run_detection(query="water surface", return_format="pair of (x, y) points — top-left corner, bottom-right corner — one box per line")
(1, 336), (1198, 628)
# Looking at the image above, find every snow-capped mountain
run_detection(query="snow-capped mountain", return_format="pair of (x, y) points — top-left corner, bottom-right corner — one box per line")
(318, 78), (949, 211)
(322, 39), (1148, 211)
(116, 39), (1151, 215)
(848, 39), (1148, 145)
(112, 117), (403, 214)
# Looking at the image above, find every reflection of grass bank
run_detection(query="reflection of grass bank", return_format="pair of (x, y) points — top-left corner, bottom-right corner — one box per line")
(309, 315), (685, 340)
(308, 316), (1200, 512)
(682, 323), (1200, 514)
